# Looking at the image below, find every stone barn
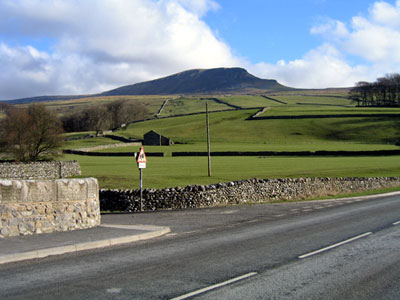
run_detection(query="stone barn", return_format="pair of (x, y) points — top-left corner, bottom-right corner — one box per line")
(143, 130), (173, 146)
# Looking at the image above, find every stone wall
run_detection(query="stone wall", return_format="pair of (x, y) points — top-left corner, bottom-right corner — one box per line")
(100, 177), (400, 212)
(0, 161), (81, 180)
(0, 178), (100, 238)
(74, 142), (141, 152)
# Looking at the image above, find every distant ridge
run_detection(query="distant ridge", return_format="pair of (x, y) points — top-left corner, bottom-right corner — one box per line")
(4, 67), (290, 103)
(101, 67), (290, 96)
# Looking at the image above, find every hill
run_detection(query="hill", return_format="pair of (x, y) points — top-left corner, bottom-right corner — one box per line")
(5, 67), (290, 103)
(101, 67), (290, 96)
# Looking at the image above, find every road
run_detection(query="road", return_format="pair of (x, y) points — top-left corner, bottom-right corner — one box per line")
(0, 194), (399, 299)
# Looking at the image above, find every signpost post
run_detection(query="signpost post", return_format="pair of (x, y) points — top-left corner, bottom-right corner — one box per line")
(136, 147), (147, 211)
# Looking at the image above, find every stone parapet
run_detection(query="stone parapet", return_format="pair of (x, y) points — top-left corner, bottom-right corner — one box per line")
(0, 178), (100, 238)
(100, 177), (400, 212)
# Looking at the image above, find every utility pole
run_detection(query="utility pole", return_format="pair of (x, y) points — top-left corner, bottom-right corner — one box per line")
(206, 103), (211, 177)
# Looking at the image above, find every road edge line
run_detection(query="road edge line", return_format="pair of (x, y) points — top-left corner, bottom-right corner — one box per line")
(170, 272), (258, 300)
(298, 232), (372, 259)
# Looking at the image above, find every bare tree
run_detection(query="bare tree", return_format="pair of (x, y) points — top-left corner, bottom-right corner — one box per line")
(0, 104), (64, 161)
(118, 101), (146, 129)
(89, 105), (111, 136)
(106, 100), (126, 129)
(0, 102), (10, 113)
(350, 74), (400, 107)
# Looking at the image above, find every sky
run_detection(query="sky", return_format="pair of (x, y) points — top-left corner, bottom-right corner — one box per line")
(1, 0), (400, 100)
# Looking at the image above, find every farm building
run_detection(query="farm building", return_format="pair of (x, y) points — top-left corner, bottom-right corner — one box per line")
(143, 130), (173, 146)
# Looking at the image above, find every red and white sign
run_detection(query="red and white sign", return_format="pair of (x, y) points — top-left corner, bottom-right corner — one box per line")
(137, 147), (147, 168)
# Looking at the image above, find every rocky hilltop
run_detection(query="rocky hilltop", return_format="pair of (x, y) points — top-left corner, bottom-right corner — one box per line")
(102, 67), (290, 96)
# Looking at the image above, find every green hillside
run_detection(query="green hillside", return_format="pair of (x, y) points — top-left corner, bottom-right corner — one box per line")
(61, 92), (400, 152)
(107, 109), (400, 152)
(61, 92), (400, 189)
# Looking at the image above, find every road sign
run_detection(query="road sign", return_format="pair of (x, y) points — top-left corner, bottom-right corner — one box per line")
(136, 147), (147, 211)
(137, 147), (147, 168)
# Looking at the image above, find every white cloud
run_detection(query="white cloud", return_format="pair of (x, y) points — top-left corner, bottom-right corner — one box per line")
(250, 44), (370, 89)
(2, 0), (400, 98)
(311, 19), (349, 40)
(0, 0), (239, 100)
(343, 1), (400, 71)
(252, 0), (400, 88)
(370, 0), (400, 27)
(173, 0), (220, 17)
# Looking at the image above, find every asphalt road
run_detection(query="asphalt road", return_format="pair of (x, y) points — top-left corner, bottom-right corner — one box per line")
(0, 194), (399, 300)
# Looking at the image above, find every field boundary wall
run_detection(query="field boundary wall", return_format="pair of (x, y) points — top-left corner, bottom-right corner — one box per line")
(63, 150), (165, 157)
(248, 113), (400, 120)
(74, 142), (141, 152)
(100, 177), (400, 212)
(172, 150), (400, 157)
(0, 161), (81, 180)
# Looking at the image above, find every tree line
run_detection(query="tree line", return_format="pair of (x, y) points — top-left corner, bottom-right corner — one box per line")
(61, 99), (147, 135)
(349, 73), (400, 106)
(0, 99), (148, 161)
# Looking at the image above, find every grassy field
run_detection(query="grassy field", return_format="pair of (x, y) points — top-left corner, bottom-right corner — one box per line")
(63, 136), (121, 150)
(159, 98), (231, 116)
(258, 105), (400, 116)
(43, 95), (169, 118)
(103, 109), (400, 151)
(219, 95), (278, 108)
(268, 94), (352, 106)
(63, 154), (400, 189)
(60, 92), (400, 189)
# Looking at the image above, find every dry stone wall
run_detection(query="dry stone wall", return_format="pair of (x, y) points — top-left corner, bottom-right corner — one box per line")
(74, 142), (141, 152)
(100, 177), (400, 212)
(0, 178), (100, 238)
(0, 161), (81, 180)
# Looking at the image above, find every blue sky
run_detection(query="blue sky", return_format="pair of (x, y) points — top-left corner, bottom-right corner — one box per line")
(1, 0), (400, 100)
(204, 0), (372, 63)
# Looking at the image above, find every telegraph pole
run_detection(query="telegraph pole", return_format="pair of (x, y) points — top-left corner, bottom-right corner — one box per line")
(206, 103), (211, 177)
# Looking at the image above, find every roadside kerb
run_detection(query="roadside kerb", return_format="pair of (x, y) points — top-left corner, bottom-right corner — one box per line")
(0, 224), (170, 265)
(303, 190), (400, 204)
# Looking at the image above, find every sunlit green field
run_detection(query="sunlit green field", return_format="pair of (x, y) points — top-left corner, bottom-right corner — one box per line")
(159, 98), (229, 116)
(61, 92), (400, 189)
(102, 109), (400, 151)
(63, 154), (400, 189)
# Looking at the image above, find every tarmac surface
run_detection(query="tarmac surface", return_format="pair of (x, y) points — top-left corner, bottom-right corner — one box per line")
(1, 191), (399, 266)
(0, 219), (170, 265)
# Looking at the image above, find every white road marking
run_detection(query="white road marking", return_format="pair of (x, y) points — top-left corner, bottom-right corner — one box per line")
(170, 272), (258, 300)
(106, 288), (122, 293)
(219, 210), (239, 215)
(393, 221), (400, 225)
(166, 233), (178, 236)
(246, 219), (259, 223)
(302, 209), (312, 212)
(298, 232), (372, 259)
(182, 231), (200, 235)
(275, 214), (287, 217)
